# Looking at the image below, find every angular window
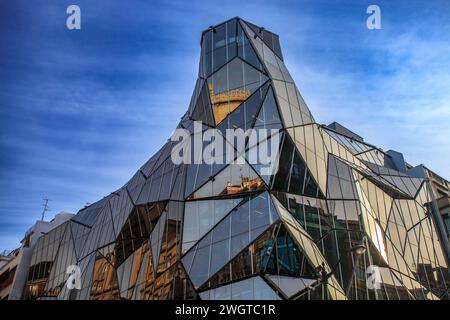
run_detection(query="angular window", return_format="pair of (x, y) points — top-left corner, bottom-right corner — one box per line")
(266, 275), (316, 299)
(189, 161), (265, 199)
(183, 193), (277, 288)
(189, 79), (214, 126)
(201, 19), (240, 78)
(208, 58), (268, 124)
(182, 198), (241, 254)
(200, 276), (280, 300)
(253, 87), (283, 130)
(149, 211), (166, 272)
(90, 253), (120, 300)
(237, 23), (263, 71)
(272, 134), (323, 198)
(272, 134), (293, 192)
(217, 81), (269, 133)
(244, 20), (283, 60)
(289, 151), (307, 195)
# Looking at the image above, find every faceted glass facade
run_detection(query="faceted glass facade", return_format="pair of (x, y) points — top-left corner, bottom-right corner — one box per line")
(22, 18), (450, 300)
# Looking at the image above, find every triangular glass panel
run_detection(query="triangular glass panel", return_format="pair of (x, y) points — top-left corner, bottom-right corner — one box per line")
(272, 80), (314, 127)
(70, 220), (91, 261)
(199, 224), (276, 291)
(98, 243), (117, 266)
(265, 275), (317, 299)
(188, 78), (203, 115)
(72, 196), (110, 227)
(73, 253), (96, 300)
(149, 210), (167, 273)
(208, 57), (268, 124)
(200, 221), (316, 295)
(156, 201), (183, 274)
(347, 160), (411, 199)
(183, 192), (278, 288)
(272, 134), (324, 198)
(136, 157), (181, 205)
(200, 19), (239, 78)
(237, 22), (264, 72)
(183, 127), (231, 198)
(190, 79), (215, 126)
(272, 191), (332, 243)
(187, 160), (266, 200)
(253, 86), (283, 130)
(184, 162), (228, 200)
(244, 131), (282, 185)
(90, 252), (120, 300)
(240, 21), (285, 82)
(169, 164), (186, 201)
(327, 155), (358, 200)
(200, 275), (281, 300)
(114, 201), (166, 266)
(217, 80), (270, 131)
(267, 224), (316, 277)
(271, 195), (335, 276)
(127, 176), (145, 205)
(182, 198), (243, 254)
(117, 251), (135, 298)
(131, 246), (148, 300)
(80, 204), (116, 260)
(109, 187), (134, 238)
(244, 20), (284, 61)
(44, 228), (78, 297)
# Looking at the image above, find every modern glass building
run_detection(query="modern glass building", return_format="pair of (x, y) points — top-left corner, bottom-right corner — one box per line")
(22, 17), (450, 300)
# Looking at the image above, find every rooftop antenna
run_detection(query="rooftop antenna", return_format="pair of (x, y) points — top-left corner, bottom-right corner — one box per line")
(41, 197), (51, 221)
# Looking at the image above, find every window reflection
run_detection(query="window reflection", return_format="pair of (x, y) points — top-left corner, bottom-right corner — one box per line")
(208, 58), (267, 124)
(90, 253), (120, 300)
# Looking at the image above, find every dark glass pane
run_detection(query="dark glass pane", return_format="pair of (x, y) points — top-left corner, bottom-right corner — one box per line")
(249, 194), (272, 230)
(208, 58), (268, 124)
(276, 227), (315, 277)
(213, 23), (227, 50)
(203, 30), (213, 53)
(253, 87), (282, 130)
(211, 240), (230, 272)
(213, 46), (227, 72)
(217, 81), (269, 131)
(212, 215), (231, 243)
(231, 202), (250, 237)
(303, 205), (321, 240)
(231, 249), (253, 280)
(231, 233), (249, 257)
(289, 151), (306, 195)
(227, 19), (238, 58)
(205, 51), (213, 76)
(272, 135), (293, 192)
(227, 19), (237, 45)
(207, 265), (231, 289)
(304, 170), (319, 197)
(189, 246), (210, 287)
(237, 23), (263, 71)
(90, 254), (120, 300)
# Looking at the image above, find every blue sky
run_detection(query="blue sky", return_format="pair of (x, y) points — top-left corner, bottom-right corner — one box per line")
(0, 0), (449, 250)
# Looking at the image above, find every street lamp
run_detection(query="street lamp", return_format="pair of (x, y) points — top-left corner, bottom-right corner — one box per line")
(317, 238), (367, 300)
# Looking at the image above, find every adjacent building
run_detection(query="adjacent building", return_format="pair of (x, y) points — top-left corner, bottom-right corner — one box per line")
(14, 17), (450, 300)
(408, 165), (450, 244)
(0, 249), (20, 300)
(0, 212), (74, 300)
